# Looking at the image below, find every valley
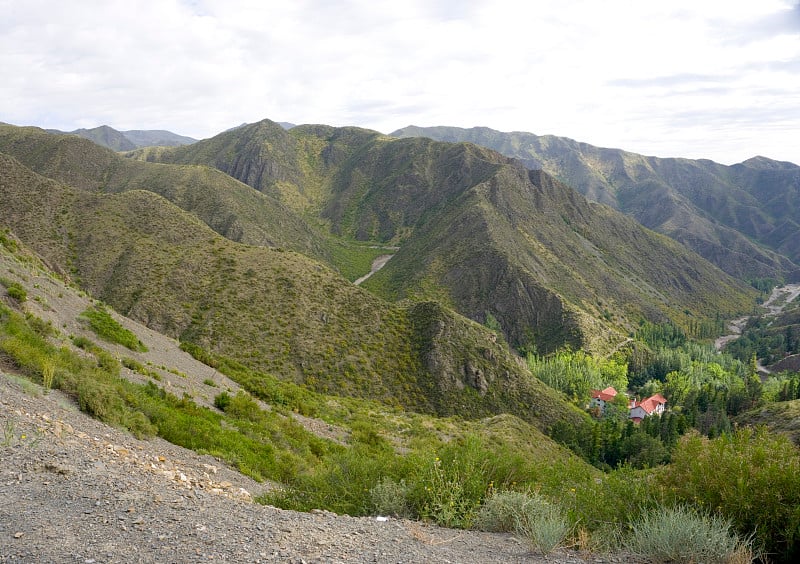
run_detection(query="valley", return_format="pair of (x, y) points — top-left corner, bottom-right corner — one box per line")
(2, 119), (800, 562)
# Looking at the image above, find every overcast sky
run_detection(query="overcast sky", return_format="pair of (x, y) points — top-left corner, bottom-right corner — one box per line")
(2, 0), (799, 164)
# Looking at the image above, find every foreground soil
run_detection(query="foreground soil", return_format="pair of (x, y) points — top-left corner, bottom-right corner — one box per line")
(0, 371), (633, 564)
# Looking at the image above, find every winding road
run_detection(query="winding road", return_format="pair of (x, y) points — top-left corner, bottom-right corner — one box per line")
(714, 283), (800, 364)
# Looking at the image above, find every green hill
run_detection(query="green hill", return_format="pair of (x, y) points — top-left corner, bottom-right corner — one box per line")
(391, 125), (800, 282)
(0, 124), (331, 262)
(0, 151), (586, 431)
(132, 119), (756, 353)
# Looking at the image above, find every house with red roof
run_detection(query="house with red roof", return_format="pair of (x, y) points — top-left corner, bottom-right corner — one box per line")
(589, 386), (618, 414)
(628, 393), (667, 423)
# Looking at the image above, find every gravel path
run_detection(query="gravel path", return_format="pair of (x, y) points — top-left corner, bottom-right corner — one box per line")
(0, 373), (617, 564)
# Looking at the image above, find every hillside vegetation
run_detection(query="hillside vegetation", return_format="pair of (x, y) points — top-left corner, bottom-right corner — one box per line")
(392, 125), (800, 282)
(0, 124), (332, 262)
(4, 232), (796, 561)
(5, 120), (800, 560)
(126, 119), (756, 353)
(0, 152), (585, 432)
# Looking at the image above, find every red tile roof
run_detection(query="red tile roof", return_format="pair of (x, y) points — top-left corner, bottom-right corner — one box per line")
(631, 393), (667, 415)
(590, 386), (618, 402)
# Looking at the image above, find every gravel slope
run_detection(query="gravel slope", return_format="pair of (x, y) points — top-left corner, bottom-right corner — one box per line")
(0, 372), (614, 563)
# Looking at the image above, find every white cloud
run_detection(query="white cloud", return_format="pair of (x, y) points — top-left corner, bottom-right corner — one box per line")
(1, 0), (798, 164)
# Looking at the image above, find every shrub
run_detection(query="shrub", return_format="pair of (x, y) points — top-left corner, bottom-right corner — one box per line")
(407, 435), (505, 529)
(660, 427), (800, 559)
(224, 391), (264, 423)
(122, 357), (144, 372)
(624, 505), (752, 563)
(369, 477), (412, 518)
(0, 277), (27, 303)
(41, 359), (55, 391)
(474, 490), (530, 532)
(213, 391), (232, 411)
(25, 314), (53, 336)
(72, 335), (94, 350)
(475, 490), (570, 555)
(264, 446), (390, 516)
(79, 305), (147, 352)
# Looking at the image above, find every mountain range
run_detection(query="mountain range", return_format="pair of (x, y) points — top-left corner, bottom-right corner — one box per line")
(126, 119), (755, 353)
(0, 124), (591, 431)
(391, 126), (800, 283)
(2, 116), (794, 417)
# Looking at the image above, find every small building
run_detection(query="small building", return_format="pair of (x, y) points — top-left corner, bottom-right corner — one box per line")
(589, 386), (618, 414)
(629, 393), (667, 423)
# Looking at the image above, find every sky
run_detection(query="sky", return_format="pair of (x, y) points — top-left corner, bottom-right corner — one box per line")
(2, 0), (799, 165)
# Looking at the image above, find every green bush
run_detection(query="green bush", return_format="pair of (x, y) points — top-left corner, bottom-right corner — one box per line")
(224, 391), (264, 423)
(6, 285), (27, 302)
(72, 335), (94, 349)
(214, 391), (232, 411)
(0, 277), (27, 302)
(263, 446), (390, 516)
(474, 490), (531, 532)
(624, 505), (752, 563)
(79, 305), (147, 351)
(407, 435), (503, 529)
(122, 357), (144, 372)
(660, 427), (800, 560)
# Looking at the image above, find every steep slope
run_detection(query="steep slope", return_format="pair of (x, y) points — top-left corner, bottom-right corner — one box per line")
(0, 152), (586, 431)
(0, 232), (602, 562)
(391, 126), (800, 281)
(133, 119), (756, 353)
(130, 120), (383, 215)
(361, 161), (755, 353)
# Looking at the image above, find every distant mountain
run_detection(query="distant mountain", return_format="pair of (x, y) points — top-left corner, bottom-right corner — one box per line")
(391, 126), (800, 282)
(129, 118), (756, 353)
(47, 125), (196, 150)
(119, 129), (197, 147)
(56, 125), (137, 151)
